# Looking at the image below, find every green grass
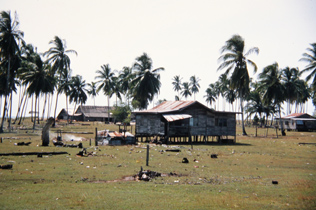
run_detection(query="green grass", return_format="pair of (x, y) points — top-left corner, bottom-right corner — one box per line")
(0, 119), (315, 209)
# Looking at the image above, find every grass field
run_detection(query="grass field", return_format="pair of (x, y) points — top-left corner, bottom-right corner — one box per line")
(0, 119), (315, 209)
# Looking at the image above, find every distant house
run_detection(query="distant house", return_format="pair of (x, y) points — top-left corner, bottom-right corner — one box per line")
(279, 113), (316, 131)
(57, 108), (81, 121)
(133, 101), (237, 144)
(57, 106), (114, 122)
(75, 105), (113, 122)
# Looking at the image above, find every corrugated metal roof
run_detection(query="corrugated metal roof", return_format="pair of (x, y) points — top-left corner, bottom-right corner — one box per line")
(163, 114), (192, 122)
(136, 101), (196, 113)
(283, 113), (314, 119)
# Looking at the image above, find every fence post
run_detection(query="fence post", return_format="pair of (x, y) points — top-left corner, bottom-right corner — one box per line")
(95, 127), (98, 146)
(146, 145), (149, 166)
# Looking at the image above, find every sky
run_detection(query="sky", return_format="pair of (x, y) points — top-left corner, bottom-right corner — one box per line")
(1, 0), (316, 117)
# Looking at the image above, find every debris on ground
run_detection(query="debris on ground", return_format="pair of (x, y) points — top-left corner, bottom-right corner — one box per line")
(0, 164), (13, 169)
(53, 141), (83, 148)
(272, 180), (278, 185)
(182, 158), (189, 163)
(165, 149), (181, 152)
(14, 142), (31, 146)
(211, 154), (218, 158)
(137, 167), (161, 181)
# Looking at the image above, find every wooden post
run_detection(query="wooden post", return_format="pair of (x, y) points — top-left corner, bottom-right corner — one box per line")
(95, 127), (98, 146)
(146, 144), (149, 166)
(89, 138), (91, 146)
(0, 137), (2, 143)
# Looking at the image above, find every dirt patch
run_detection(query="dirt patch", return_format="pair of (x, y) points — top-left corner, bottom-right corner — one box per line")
(88, 172), (183, 183)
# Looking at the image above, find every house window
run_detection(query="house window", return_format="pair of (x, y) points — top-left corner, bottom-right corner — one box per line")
(215, 118), (227, 127)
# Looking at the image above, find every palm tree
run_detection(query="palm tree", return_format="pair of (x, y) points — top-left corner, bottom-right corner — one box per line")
(118, 66), (133, 105)
(295, 80), (310, 113)
(218, 74), (230, 110)
(21, 54), (55, 129)
(300, 43), (316, 90)
(281, 67), (302, 114)
(258, 62), (286, 134)
(181, 82), (192, 100)
(57, 69), (72, 122)
(245, 89), (264, 125)
(131, 53), (164, 109)
(112, 76), (122, 106)
(217, 34), (259, 135)
(224, 88), (237, 111)
(68, 75), (87, 122)
(43, 36), (77, 124)
(87, 82), (98, 106)
(190, 75), (200, 100)
(204, 84), (217, 108)
(172, 75), (182, 100)
(0, 11), (24, 133)
(95, 64), (115, 122)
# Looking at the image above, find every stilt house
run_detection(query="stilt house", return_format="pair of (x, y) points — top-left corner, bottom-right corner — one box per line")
(134, 101), (237, 144)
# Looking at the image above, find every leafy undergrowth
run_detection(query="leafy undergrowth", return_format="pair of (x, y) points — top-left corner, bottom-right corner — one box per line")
(0, 120), (315, 209)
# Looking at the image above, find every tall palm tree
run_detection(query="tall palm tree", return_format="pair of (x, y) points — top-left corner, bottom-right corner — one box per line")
(295, 80), (310, 113)
(172, 75), (182, 100)
(258, 62), (286, 134)
(0, 11), (25, 133)
(112, 76), (122, 106)
(189, 75), (200, 100)
(118, 66), (133, 105)
(95, 64), (115, 122)
(181, 82), (192, 100)
(43, 36), (77, 124)
(300, 43), (316, 90)
(68, 75), (87, 122)
(217, 34), (259, 135)
(218, 74), (230, 110)
(57, 68), (72, 122)
(204, 84), (217, 108)
(224, 88), (237, 111)
(281, 67), (302, 114)
(131, 53), (164, 109)
(22, 54), (55, 129)
(245, 89), (264, 125)
(87, 82), (98, 106)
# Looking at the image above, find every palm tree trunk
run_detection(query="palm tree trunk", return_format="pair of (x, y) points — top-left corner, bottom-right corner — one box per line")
(53, 92), (59, 127)
(42, 94), (47, 121)
(13, 86), (27, 124)
(18, 95), (28, 125)
(31, 95), (34, 122)
(240, 97), (247, 135)
(0, 95), (8, 133)
(66, 95), (69, 124)
(279, 105), (285, 136)
(107, 95), (110, 123)
(71, 103), (77, 124)
(0, 55), (12, 133)
(37, 96), (40, 124)
(33, 96), (37, 130)
(8, 92), (13, 130)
